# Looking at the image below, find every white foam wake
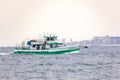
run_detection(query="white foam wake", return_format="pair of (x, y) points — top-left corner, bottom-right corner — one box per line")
(65, 51), (80, 54)
(0, 52), (13, 55)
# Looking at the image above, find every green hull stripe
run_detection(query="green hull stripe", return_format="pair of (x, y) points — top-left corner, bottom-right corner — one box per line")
(14, 48), (80, 54)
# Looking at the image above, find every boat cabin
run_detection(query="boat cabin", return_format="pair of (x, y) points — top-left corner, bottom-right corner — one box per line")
(27, 35), (63, 50)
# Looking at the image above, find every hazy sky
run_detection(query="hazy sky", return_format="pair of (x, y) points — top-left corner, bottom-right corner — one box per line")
(0, 0), (120, 46)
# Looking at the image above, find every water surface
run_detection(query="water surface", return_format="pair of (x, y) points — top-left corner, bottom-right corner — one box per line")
(0, 46), (120, 80)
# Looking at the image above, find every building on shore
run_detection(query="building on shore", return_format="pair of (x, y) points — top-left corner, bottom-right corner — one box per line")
(79, 36), (120, 46)
(66, 36), (120, 46)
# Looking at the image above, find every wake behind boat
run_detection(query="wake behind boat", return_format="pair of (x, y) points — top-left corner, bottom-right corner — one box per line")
(14, 34), (80, 54)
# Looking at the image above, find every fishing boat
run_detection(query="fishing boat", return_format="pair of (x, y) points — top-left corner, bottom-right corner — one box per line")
(14, 34), (80, 54)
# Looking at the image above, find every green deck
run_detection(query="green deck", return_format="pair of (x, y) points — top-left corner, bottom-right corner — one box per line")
(14, 47), (80, 54)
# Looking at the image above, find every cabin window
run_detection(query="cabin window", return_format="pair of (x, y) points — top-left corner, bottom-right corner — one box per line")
(50, 38), (53, 40)
(47, 38), (50, 41)
(50, 45), (53, 48)
(51, 38), (54, 41)
(37, 45), (40, 50)
(33, 45), (35, 48)
(55, 44), (57, 47)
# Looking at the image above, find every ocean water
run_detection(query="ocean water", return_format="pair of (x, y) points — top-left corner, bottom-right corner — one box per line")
(0, 46), (120, 80)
